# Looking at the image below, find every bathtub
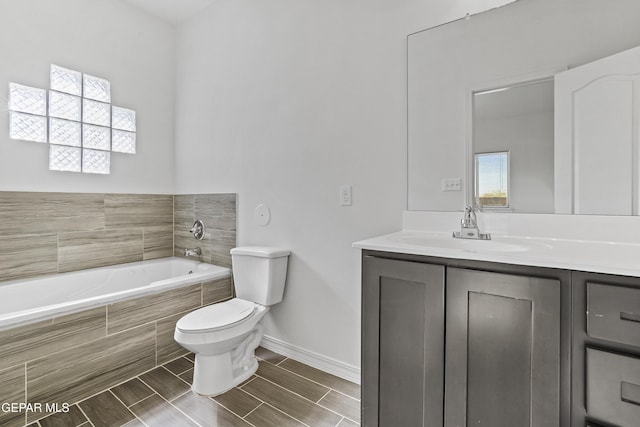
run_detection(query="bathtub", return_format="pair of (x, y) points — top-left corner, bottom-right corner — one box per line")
(0, 257), (234, 425)
(0, 257), (230, 330)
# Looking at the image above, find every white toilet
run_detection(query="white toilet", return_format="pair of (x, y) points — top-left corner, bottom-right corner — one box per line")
(174, 246), (290, 396)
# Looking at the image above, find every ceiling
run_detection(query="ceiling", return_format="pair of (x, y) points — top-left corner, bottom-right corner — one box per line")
(120, 0), (215, 26)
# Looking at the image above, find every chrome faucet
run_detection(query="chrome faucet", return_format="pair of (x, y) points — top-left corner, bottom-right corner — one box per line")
(184, 247), (202, 257)
(453, 206), (491, 240)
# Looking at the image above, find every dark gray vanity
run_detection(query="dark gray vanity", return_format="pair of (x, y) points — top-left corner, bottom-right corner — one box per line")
(360, 248), (640, 427)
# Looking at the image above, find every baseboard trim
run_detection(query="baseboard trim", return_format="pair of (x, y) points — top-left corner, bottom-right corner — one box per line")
(260, 335), (361, 384)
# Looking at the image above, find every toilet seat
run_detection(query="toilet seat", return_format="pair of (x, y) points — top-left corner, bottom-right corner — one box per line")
(176, 298), (257, 333)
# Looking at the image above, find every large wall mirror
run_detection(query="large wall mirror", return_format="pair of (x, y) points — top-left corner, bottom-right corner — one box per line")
(408, 0), (640, 215)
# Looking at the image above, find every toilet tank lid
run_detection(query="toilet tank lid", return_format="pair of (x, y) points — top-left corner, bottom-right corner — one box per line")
(230, 246), (290, 258)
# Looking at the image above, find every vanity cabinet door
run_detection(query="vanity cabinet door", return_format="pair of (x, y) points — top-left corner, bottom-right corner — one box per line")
(362, 256), (445, 427)
(445, 268), (561, 427)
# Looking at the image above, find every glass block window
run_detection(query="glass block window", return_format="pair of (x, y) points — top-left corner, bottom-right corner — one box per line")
(83, 99), (111, 127)
(49, 118), (81, 147)
(49, 145), (81, 172)
(9, 112), (47, 143)
(7, 64), (137, 174)
(9, 83), (46, 115)
(112, 129), (136, 154)
(49, 91), (81, 121)
(112, 106), (136, 131)
(82, 149), (110, 174)
(50, 65), (82, 96)
(83, 74), (111, 103)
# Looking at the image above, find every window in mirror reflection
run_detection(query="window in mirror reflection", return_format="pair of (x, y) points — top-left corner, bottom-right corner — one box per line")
(475, 152), (509, 208)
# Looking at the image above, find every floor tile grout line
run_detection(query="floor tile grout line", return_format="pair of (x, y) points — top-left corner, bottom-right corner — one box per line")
(259, 350), (360, 401)
(265, 360), (361, 401)
(260, 401), (313, 427)
(260, 351), (362, 405)
(72, 403), (96, 427)
(253, 372), (359, 425)
(163, 356), (195, 377)
(234, 392), (312, 427)
(117, 378), (154, 410)
(315, 399), (361, 425)
(165, 365), (195, 388)
(231, 380), (313, 427)
(252, 373), (322, 405)
(77, 407), (96, 427)
(275, 356), (289, 366)
(246, 374), (344, 424)
(135, 375), (204, 427)
(117, 393), (153, 427)
(325, 387), (361, 402)
(212, 385), (265, 420)
(105, 388), (147, 427)
(239, 401), (263, 420)
(316, 389), (333, 404)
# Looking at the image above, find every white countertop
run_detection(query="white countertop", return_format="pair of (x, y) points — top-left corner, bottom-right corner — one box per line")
(354, 229), (640, 277)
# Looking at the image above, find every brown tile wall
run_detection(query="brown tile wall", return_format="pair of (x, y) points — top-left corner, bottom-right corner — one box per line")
(0, 192), (174, 283)
(0, 192), (237, 282)
(0, 276), (233, 426)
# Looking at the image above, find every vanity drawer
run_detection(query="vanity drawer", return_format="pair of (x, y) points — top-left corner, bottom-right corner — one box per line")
(587, 282), (640, 347)
(586, 348), (640, 427)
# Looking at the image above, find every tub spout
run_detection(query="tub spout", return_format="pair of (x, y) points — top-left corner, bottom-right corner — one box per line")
(184, 247), (202, 257)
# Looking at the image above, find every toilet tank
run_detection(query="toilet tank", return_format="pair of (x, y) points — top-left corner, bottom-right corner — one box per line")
(230, 247), (290, 306)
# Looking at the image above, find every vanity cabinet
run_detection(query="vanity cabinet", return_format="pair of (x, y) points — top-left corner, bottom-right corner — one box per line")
(361, 251), (571, 427)
(445, 268), (561, 427)
(362, 256), (444, 427)
(572, 272), (640, 427)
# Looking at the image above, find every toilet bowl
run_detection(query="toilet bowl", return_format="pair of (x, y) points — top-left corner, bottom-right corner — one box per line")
(174, 246), (289, 396)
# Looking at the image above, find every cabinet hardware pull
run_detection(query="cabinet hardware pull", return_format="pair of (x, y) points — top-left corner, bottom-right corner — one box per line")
(621, 381), (640, 406)
(620, 312), (640, 323)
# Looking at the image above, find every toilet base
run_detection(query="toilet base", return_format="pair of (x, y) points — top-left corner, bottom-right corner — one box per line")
(191, 324), (263, 396)
(192, 353), (258, 396)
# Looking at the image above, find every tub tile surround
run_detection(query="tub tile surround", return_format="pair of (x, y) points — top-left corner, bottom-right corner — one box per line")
(107, 284), (202, 334)
(0, 192), (173, 283)
(0, 275), (233, 426)
(0, 191), (237, 283)
(174, 193), (237, 268)
(29, 347), (360, 427)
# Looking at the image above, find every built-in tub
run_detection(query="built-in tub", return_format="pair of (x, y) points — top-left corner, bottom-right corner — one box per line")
(0, 257), (230, 330)
(0, 257), (233, 426)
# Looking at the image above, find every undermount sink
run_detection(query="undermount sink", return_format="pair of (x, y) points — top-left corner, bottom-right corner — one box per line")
(387, 232), (530, 253)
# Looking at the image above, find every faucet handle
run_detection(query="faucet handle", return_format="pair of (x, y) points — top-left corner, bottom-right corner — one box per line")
(190, 220), (206, 240)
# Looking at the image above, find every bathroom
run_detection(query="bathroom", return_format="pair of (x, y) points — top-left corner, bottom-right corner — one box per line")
(1, 0), (640, 426)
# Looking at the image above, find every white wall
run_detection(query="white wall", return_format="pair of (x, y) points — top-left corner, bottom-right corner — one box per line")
(0, 0), (175, 194)
(174, 0), (515, 370)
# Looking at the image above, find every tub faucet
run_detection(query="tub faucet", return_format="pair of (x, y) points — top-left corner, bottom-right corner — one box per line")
(184, 247), (202, 257)
(453, 206), (491, 240)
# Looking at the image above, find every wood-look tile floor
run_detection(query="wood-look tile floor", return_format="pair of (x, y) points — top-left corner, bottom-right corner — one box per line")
(29, 348), (360, 427)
